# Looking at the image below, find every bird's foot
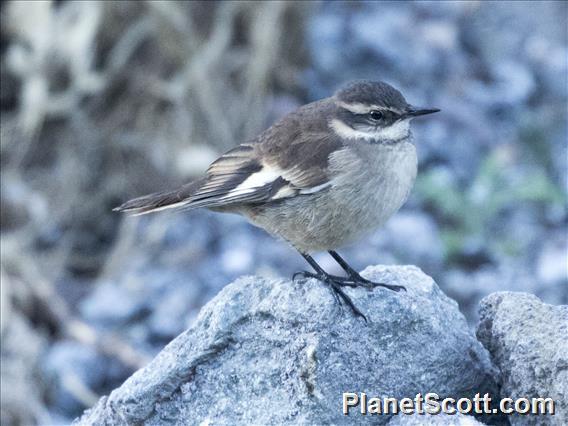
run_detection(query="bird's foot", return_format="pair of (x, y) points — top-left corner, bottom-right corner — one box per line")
(345, 272), (407, 292)
(292, 270), (369, 321)
(293, 270), (405, 292)
(293, 270), (357, 286)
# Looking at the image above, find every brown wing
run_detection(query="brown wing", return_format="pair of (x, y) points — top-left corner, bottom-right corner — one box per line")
(115, 101), (345, 215)
(180, 128), (343, 210)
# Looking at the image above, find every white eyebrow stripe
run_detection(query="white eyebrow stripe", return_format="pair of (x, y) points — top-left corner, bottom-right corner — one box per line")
(336, 101), (403, 115)
(337, 101), (375, 114)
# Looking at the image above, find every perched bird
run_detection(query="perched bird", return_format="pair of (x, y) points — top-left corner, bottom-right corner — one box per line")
(115, 80), (439, 321)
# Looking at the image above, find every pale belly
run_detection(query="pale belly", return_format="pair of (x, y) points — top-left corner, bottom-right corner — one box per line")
(244, 142), (418, 253)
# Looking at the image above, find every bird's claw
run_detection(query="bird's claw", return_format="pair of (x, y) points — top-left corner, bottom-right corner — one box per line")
(383, 284), (406, 292)
(292, 270), (368, 321)
(291, 270), (405, 322)
(346, 275), (407, 293)
(292, 271), (316, 281)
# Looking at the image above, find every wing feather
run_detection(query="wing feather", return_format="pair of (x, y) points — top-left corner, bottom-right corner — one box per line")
(116, 100), (347, 214)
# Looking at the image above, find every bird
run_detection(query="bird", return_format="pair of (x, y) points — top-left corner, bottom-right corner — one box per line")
(114, 80), (439, 321)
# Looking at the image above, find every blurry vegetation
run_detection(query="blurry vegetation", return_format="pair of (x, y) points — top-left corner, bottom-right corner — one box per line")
(1, 1), (309, 424)
(1, 0), (309, 277)
(416, 144), (566, 265)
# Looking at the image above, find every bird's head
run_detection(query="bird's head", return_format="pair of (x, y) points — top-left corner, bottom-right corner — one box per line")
(331, 80), (439, 143)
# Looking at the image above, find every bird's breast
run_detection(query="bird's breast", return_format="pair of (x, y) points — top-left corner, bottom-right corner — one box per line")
(241, 141), (417, 252)
(328, 141), (417, 239)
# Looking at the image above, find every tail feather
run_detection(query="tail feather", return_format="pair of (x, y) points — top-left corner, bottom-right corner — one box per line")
(114, 179), (205, 216)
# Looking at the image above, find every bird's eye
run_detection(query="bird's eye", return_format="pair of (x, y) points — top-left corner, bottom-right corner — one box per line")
(370, 110), (383, 120)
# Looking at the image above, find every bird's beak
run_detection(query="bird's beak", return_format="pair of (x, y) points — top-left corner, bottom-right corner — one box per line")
(404, 106), (440, 118)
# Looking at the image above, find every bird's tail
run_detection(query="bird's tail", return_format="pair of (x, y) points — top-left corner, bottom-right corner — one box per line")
(113, 179), (205, 216)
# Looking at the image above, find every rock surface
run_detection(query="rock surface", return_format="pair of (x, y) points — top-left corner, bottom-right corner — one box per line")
(387, 411), (485, 425)
(477, 292), (568, 425)
(76, 265), (496, 425)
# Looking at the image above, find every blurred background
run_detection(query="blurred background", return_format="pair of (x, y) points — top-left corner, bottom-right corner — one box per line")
(0, 1), (566, 424)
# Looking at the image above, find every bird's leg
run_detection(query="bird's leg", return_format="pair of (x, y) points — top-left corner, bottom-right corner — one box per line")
(293, 253), (369, 321)
(328, 251), (406, 292)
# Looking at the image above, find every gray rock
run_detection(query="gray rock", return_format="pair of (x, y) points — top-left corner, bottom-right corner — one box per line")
(76, 265), (496, 425)
(388, 411), (484, 425)
(477, 292), (568, 425)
